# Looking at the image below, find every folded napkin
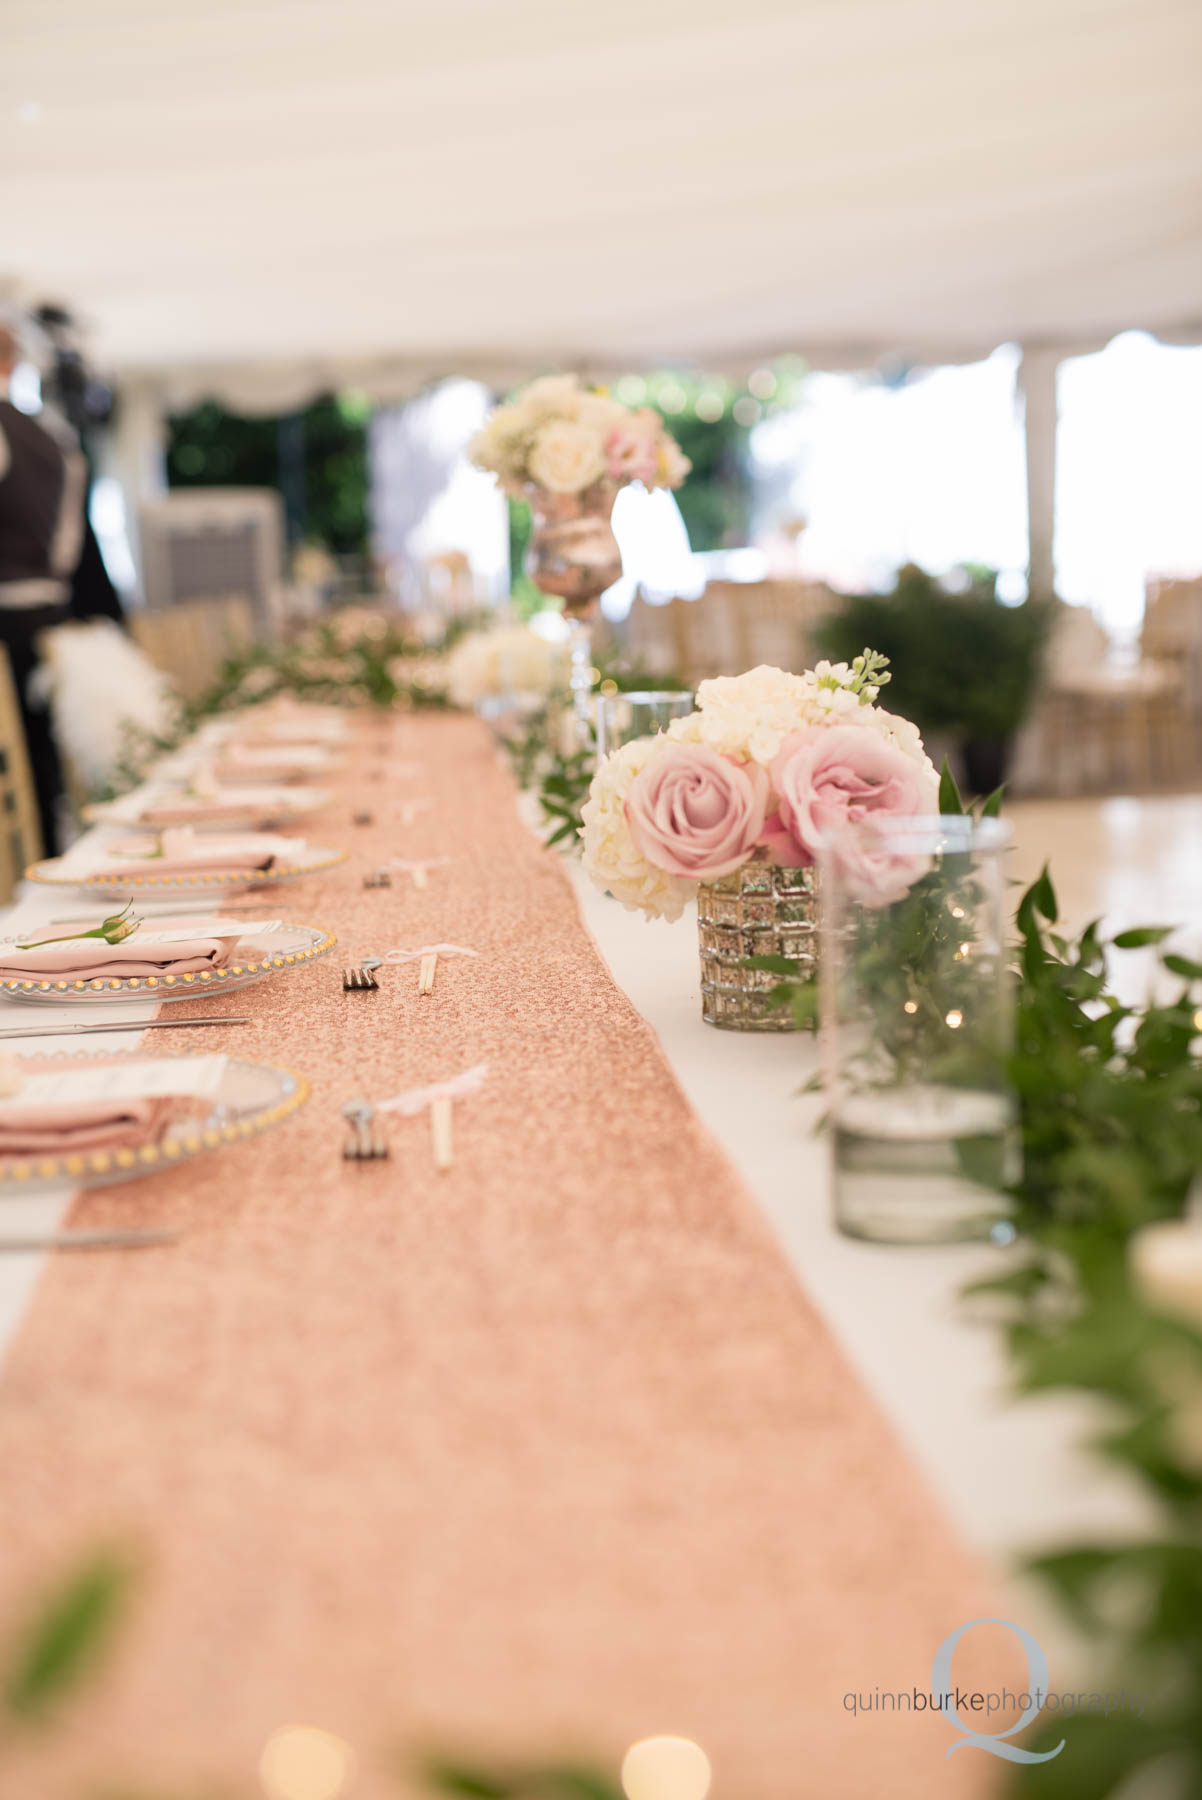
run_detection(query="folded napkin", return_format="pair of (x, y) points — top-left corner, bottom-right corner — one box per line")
(101, 830), (290, 878)
(0, 1094), (174, 1155)
(213, 745), (333, 785)
(0, 921), (242, 983)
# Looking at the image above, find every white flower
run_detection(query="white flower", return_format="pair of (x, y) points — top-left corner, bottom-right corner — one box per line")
(527, 419), (607, 494)
(580, 736), (693, 921)
(445, 626), (565, 707)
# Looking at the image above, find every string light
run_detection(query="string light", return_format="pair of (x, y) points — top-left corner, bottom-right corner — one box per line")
(945, 1009), (964, 1029)
(259, 1726), (356, 1800)
(748, 368), (777, 400)
(621, 1737), (712, 1800)
(694, 390), (724, 422)
(903, 1000), (918, 1014)
(732, 396), (761, 427)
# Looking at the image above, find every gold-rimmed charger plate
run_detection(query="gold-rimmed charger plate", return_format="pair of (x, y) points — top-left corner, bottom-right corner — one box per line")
(1, 922), (337, 1005)
(0, 1055), (310, 1193)
(26, 843), (348, 897)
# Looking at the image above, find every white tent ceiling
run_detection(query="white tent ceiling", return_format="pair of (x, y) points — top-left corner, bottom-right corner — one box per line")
(3, 0), (1201, 408)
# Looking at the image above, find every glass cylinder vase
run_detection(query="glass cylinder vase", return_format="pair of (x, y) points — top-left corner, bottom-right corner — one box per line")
(697, 860), (818, 1031)
(819, 815), (1017, 1244)
(595, 688), (695, 759)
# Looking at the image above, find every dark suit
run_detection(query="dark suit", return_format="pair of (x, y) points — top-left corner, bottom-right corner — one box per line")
(0, 397), (117, 853)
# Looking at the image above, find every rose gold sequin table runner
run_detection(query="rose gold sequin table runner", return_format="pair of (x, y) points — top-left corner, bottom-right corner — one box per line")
(0, 714), (1003, 1799)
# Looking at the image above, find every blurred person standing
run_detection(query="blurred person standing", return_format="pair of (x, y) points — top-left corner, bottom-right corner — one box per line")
(0, 323), (122, 852)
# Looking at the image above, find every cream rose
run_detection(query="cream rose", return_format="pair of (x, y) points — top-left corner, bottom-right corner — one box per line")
(527, 419), (607, 494)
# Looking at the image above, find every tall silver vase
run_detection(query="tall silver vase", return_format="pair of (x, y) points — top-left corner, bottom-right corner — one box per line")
(526, 482), (622, 736)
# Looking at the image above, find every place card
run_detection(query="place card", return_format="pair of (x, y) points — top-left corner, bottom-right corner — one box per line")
(131, 919), (283, 945)
(9, 1054), (230, 1110)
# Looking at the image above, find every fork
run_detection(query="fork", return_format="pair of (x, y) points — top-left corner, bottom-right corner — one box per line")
(342, 956), (382, 992)
(342, 1098), (388, 1160)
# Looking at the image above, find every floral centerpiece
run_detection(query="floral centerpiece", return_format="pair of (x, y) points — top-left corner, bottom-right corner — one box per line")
(580, 654), (939, 1029)
(469, 373), (691, 504)
(470, 374), (693, 732)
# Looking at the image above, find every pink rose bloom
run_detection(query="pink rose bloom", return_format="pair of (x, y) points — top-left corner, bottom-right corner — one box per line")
(625, 743), (770, 879)
(605, 411), (660, 485)
(766, 725), (934, 904)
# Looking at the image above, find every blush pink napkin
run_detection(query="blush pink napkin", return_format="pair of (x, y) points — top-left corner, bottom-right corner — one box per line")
(0, 928), (238, 983)
(101, 834), (284, 877)
(0, 1095), (172, 1154)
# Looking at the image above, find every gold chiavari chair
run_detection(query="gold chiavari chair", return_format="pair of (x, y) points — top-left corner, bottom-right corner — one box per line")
(130, 596), (257, 701)
(0, 643), (42, 902)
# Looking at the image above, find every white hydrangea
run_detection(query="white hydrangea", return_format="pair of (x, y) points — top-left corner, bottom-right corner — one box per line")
(664, 663), (936, 791)
(580, 735), (693, 922)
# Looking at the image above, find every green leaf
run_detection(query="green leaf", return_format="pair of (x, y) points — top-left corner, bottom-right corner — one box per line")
(979, 783), (1005, 818)
(4, 1549), (134, 1721)
(937, 757), (964, 815)
(1112, 926), (1175, 949)
(1163, 953), (1202, 981)
(422, 1762), (513, 1799)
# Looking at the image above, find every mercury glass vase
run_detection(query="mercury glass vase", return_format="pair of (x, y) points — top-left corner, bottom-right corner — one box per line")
(696, 861), (818, 1031)
(526, 482), (623, 738)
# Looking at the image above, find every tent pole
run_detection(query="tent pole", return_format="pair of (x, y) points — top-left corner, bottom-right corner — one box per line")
(104, 378), (168, 599)
(1018, 346), (1060, 605)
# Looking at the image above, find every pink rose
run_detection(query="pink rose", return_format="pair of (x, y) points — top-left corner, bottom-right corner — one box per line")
(767, 725), (934, 904)
(605, 411), (660, 485)
(625, 743), (770, 879)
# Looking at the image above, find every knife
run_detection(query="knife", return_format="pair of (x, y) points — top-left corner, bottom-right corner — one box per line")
(0, 1016), (249, 1040)
(0, 1228), (180, 1252)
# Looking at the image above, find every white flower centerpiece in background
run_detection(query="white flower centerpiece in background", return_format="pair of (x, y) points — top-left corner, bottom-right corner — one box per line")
(580, 653), (939, 1029)
(445, 624), (567, 714)
(470, 374), (691, 732)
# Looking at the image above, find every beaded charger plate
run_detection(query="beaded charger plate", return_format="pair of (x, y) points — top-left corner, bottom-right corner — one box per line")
(25, 842), (348, 898)
(1, 922), (337, 1005)
(0, 1055), (310, 1194)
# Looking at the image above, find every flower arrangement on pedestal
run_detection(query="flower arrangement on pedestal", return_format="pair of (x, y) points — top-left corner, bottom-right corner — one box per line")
(580, 654), (939, 1028)
(470, 375), (693, 730)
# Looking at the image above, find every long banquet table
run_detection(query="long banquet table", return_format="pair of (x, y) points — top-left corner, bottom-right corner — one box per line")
(0, 711), (1019, 1798)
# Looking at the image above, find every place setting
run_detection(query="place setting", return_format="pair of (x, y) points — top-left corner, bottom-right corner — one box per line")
(0, 900), (336, 1003)
(82, 780), (336, 832)
(26, 827), (348, 898)
(0, 1047), (309, 1194)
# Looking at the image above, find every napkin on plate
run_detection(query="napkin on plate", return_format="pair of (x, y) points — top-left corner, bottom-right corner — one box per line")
(0, 1095), (175, 1155)
(0, 920), (244, 983)
(100, 829), (291, 878)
